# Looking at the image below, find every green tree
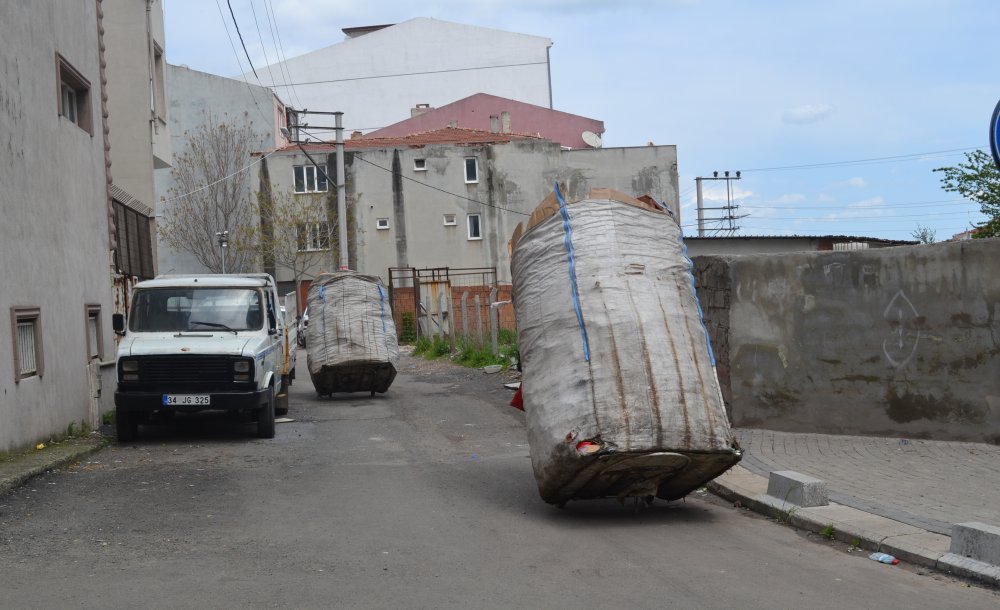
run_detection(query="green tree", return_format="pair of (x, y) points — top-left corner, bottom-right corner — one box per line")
(911, 224), (936, 244)
(933, 150), (1000, 238)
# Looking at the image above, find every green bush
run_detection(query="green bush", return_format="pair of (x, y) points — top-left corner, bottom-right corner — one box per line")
(430, 336), (451, 358)
(413, 336), (432, 355)
(399, 312), (416, 344)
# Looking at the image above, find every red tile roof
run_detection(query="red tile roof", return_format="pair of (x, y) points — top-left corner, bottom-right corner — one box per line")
(274, 126), (544, 154)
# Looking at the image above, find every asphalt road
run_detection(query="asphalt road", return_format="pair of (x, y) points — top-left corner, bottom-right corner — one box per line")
(0, 351), (996, 609)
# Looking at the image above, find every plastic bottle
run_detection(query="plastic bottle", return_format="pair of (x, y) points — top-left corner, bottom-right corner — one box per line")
(869, 552), (900, 565)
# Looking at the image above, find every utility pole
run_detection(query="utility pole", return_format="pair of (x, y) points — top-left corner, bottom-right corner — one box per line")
(694, 171), (746, 237)
(334, 112), (347, 270)
(280, 110), (350, 271)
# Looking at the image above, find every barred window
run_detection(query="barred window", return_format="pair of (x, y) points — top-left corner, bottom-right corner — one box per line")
(11, 307), (43, 381)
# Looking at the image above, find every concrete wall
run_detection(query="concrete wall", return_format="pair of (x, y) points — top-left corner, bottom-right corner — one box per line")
(686, 236), (912, 257)
(693, 239), (1000, 443)
(259, 139), (679, 284)
(0, 1), (118, 452)
(103, 0), (170, 208)
(155, 64), (284, 275)
(248, 18), (552, 133)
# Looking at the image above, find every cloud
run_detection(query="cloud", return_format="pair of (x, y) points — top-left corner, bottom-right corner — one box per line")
(848, 196), (885, 208)
(843, 177), (866, 188)
(782, 103), (835, 124)
(701, 186), (753, 202)
(775, 193), (806, 204)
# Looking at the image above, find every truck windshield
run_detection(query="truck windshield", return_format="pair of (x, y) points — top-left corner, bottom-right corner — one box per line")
(129, 287), (263, 332)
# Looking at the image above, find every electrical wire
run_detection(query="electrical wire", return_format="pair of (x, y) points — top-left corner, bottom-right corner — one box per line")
(296, 126), (530, 216)
(262, 0), (304, 109)
(225, 0), (258, 79)
(740, 147), (981, 173)
(282, 61), (549, 87)
(742, 197), (974, 211)
(213, 0), (273, 125)
(247, 0), (278, 89)
(161, 151), (277, 204)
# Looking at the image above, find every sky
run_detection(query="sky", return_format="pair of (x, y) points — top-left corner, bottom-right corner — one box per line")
(163, 0), (1000, 242)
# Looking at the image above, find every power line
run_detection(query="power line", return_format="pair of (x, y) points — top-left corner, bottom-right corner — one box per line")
(225, 0), (259, 80)
(742, 197), (974, 211)
(161, 151), (277, 204)
(278, 60), (549, 88)
(247, 0), (278, 88)
(213, 0), (272, 125)
(295, 127), (530, 217)
(741, 147), (981, 173)
(262, 0), (303, 109)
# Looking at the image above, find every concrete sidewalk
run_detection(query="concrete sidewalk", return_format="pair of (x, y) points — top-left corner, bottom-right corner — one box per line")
(0, 435), (107, 497)
(709, 428), (1000, 587)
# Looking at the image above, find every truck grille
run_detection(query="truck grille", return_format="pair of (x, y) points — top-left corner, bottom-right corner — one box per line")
(125, 355), (252, 391)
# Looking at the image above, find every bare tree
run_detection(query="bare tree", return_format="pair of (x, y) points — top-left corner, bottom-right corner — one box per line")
(239, 189), (334, 312)
(159, 115), (261, 273)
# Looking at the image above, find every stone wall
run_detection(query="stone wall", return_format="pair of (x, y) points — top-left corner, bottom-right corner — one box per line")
(693, 239), (1000, 443)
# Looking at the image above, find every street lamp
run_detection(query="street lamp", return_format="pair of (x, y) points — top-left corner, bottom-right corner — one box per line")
(216, 230), (229, 273)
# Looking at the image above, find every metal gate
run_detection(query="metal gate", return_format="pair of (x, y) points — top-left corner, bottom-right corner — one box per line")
(387, 267), (498, 346)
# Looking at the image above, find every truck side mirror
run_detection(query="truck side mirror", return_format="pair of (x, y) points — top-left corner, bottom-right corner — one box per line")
(112, 313), (126, 334)
(267, 309), (277, 334)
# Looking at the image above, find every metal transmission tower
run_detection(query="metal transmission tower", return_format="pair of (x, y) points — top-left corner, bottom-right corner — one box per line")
(694, 171), (748, 236)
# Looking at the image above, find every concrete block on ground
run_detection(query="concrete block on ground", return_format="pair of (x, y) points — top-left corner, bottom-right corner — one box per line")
(765, 470), (828, 508)
(950, 522), (1000, 566)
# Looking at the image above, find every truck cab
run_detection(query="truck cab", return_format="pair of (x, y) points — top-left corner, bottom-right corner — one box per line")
(112, 274), (292, 441)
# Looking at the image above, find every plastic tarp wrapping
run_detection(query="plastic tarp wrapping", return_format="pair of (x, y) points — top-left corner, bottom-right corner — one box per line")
(511, 189), (741, 505)
(306, 271), (399, 395)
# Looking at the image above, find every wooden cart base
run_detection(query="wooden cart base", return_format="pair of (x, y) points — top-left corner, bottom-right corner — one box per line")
(309, 362), (397, 397)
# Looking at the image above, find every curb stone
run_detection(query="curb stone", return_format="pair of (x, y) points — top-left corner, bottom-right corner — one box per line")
(708, 465), (1000, 588)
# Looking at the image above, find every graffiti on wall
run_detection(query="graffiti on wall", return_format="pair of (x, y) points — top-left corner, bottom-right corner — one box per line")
(882, 290), (921, 368)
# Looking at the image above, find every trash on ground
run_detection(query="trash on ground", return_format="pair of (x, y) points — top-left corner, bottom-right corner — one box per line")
(504, 382), (522, 390)
(274, 417), (295, 424)
(869, 552), (900, 565)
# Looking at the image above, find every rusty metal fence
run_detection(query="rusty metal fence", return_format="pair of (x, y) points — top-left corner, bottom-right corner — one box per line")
(387, 267), (514, 348)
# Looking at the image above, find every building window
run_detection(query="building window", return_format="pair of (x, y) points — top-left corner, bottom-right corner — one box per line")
(56, 54), (92, 134)
(443, 214), (457, 226)
(297, 222), (330, 251)
(294, 165), (328, 193)
(376, 218), (390, 230)
(413, 158), (427, 171)
(85, 304), (103, 360)
(11, 307), (43, 382)
(113, 200), (155, 280)
(153, 44), (166, 122)
(467, 214), (482, 240)
(464, 157), (479, 183)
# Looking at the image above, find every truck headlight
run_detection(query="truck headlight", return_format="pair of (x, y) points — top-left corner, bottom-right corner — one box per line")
(120, 359), (139, 381)
(234, 358), (253, 382)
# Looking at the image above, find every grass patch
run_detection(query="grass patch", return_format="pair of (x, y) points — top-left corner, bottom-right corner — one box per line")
(820, 524), (836, 540)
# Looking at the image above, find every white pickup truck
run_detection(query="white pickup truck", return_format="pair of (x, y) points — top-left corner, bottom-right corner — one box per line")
(112, 274), (295, 441)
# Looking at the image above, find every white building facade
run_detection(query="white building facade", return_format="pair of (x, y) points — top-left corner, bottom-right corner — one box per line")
(246, 18), (553, 135)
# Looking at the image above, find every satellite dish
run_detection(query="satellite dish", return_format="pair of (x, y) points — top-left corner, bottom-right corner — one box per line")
(582, 131), (603, 148)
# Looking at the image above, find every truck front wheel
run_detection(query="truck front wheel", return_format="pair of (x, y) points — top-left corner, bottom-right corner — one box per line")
(257, 386), (276, 439)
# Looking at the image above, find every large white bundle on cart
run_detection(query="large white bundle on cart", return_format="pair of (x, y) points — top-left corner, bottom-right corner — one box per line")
(510, 186), (741, 506)
(306, 271), (399, 397)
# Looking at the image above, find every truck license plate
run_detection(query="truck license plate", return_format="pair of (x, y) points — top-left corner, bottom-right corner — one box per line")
(162, 394), (211, 406)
